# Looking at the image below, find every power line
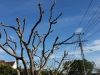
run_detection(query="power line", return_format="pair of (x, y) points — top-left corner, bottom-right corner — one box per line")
(84, 16), (100, 35)
(81, 11), (100, 39)
(83, 11), (100, 33)
(85, 28), (100, 40)
(76, 0), (93, 29)
(82, 6), (100, 33)
(67, 37), (77, 59)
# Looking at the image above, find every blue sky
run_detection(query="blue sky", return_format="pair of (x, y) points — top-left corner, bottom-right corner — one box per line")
(0, 0), (100, 69)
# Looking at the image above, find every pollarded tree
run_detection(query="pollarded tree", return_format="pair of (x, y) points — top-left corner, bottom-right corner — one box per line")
(0, 1), (77, 75)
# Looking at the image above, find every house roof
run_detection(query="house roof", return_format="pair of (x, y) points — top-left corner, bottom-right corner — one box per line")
(0, 60), (6, 64)
(0, 60), (15, 66)
(6, 61), (15, 66)
(0, 60), (5, 62)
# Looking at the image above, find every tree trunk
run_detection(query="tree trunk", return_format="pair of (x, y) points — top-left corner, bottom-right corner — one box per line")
(16, 59), (20, 75)
(30, 56), (34, 75)
(16, 69), (20, 75)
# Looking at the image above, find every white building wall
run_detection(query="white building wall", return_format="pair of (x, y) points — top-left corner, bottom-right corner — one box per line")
(12, 62), (17, 69)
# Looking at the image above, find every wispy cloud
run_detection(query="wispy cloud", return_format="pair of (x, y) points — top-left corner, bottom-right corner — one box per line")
(89, 56), (100, 69)
(75, 28), (83, 33)
(58, 15), (82, 26)
(58, 39), (100, 59)
(84, 39), (100, 51)
(92, 40), (100, 45)
(82, 39), (100, 68)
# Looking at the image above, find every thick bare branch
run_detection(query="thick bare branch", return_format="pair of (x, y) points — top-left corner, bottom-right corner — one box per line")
(31, 36), (42, 56)
(22, 17), (26, 34)
(49, 0), (55, 22)
(0, 23), (17, 31)
(55, 33), (75, 45)
(0, 29), (22, 59)
(31, 32), (44, 60)
(42, 23), (52, 56)
(16, 17), (21, 32)
(49, 0), (62, 24)
(32, 35), (36, 49)
(9, 37), (17, 50)
(27, 3), (44, 45)
(22, 41), (35, 75)
(55, 41), (80, 45)
(0, 22), (22, 39)
(0, 44), (21, 59)
(32, 31), (39, 49)
(43, 1), (62, 58)
(4, 29), (16, 54)
(52, 12), (62, 24)
(57, 51), (68, 71)
(22, 58), (29, 75)
(0, 31), (1, 38)
(20, 40), (24, 57)
(38, 36), (59, 74)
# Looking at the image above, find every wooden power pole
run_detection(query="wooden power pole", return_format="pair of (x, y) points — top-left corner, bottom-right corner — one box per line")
(76, 33), (87, 75)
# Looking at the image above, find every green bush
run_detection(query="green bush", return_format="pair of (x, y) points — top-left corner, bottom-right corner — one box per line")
(0, 64), (17, 75)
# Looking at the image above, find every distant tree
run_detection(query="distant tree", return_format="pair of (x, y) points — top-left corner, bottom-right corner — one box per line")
(62, 60), (73, 75)
(41, 69), (49, 75)
(41, 69), (64, 75)
(94, 68), (100, 75)
(0, 64), (17, 75)
(64, 59), (95, 75)
(0, 0), (77, 75)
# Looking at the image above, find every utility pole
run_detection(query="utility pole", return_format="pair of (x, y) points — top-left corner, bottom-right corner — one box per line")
(76, 33), (87, 75)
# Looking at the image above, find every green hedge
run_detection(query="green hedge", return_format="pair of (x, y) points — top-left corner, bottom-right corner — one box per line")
(0, 64), (17, 75)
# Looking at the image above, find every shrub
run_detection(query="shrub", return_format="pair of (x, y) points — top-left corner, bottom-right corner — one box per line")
(0, 64), (17, 75)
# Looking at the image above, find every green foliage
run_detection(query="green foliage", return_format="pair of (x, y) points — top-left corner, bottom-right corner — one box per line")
(64, 59), (95, 75)
(41, 69), (49, 75)
(41, 69), (64, 75)
(0, 64), (17, 75)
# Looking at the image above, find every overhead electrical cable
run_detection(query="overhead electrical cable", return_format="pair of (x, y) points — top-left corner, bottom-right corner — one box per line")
(85, 28), (100, 40)
(76, 0), (93, 29)
(84, 16), (100, 35)
(82, 6), (100, 33)
(83, 11), (100, 33)
(88, 34), (100, 41)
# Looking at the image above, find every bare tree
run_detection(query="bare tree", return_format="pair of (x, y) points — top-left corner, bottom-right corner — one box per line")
(0, 1), (77, 75)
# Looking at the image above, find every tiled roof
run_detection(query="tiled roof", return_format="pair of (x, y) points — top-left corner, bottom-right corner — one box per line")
(0, 60), (15, 66)
(0, 60), (6, 64)
(6, 61), (15, 66)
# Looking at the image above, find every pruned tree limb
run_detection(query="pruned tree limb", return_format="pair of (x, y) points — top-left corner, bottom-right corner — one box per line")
(0, 44), (21, 59)
(27, 3), (44, 45)
(0, 23), (18, 31)
(22, 17), (26, 34)
(57, 51), (68, 71)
